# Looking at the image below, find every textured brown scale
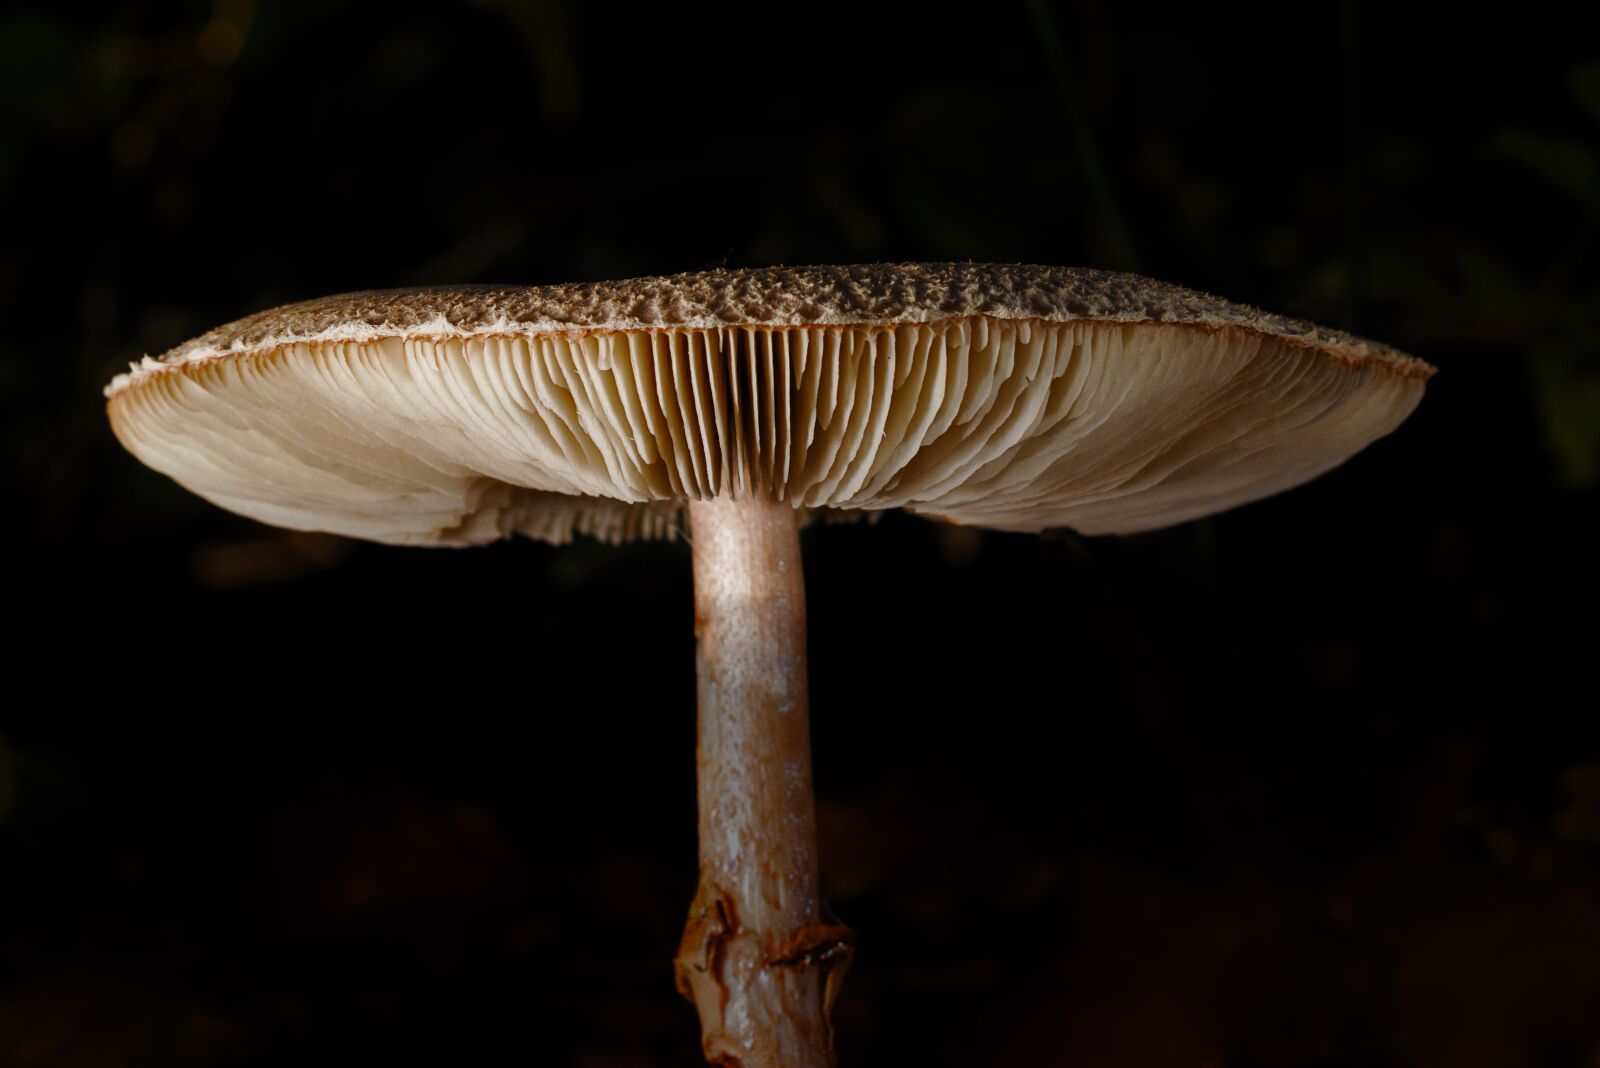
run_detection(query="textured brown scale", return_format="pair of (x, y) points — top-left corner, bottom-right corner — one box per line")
(119, 263), (1427, 373)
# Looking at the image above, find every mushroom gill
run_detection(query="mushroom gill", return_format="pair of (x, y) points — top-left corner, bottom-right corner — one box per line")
(108, 318), (1425, 546)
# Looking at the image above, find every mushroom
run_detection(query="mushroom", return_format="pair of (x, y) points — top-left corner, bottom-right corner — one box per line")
(104, 263), (1432, 1067)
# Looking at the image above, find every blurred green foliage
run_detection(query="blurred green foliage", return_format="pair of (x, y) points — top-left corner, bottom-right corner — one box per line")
(1493, 63), (1600, 485)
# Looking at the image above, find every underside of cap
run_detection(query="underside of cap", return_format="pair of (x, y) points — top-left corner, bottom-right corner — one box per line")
(106, 264), (1432, 546)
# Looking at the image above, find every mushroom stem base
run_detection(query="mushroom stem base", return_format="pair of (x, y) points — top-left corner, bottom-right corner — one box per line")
(676, 496), (851, 1068)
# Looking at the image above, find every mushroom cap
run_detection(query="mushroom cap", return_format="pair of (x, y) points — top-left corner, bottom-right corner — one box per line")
(105, 263), (1432, 545)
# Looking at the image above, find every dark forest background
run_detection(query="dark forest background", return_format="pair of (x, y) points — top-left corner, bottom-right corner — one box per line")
(4, 2), (1600, 1066)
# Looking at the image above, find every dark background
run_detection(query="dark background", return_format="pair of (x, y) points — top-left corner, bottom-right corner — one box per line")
(4, 2), (1599, 1065)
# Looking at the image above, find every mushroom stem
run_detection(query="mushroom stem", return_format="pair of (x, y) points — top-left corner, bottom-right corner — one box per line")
(676, 496), (852, 1068)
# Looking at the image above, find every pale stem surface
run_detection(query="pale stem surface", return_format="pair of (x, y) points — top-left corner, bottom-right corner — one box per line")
(675, 497), (851, 1068)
